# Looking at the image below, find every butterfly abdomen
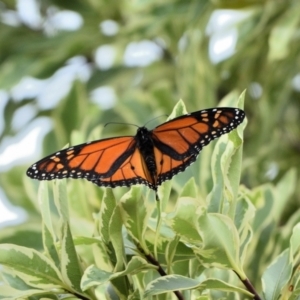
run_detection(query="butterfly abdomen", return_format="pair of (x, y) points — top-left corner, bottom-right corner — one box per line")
(136, 127), (158, 186)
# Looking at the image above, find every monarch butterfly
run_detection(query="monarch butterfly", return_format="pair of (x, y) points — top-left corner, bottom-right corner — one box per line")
(27, 107), (245, 199)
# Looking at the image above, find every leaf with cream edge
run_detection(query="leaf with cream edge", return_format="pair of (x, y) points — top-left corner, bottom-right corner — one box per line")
(119, 187), (154, 250)
(197, 212), (246, 279)
(262, 249), (292, 300)
(144, 275), (253, 297)
(81, 256), (156, 291)
(207, 91), (245, 215)
(38, 182), (60, 268)
(0, 244), (64, 289)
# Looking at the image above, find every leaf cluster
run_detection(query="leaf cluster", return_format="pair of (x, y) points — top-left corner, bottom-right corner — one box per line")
(1, 0), (300, 299)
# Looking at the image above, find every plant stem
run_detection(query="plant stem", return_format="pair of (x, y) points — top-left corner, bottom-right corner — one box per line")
(139, 246), (185, 300)
(234, 271), (261, 300)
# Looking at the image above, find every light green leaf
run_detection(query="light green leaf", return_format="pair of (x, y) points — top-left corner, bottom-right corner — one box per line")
(198, 278), (253, 297)
(290, 223), (300, 257)
(50, 180), (83, 293)
(38, 182), (60, 268)
(119, 187), (154, 249)
(197, 212), (245, 278)
(167, 197), (203, 244)
(252, 185), (275, 233)
(38, 182), (55, 237)
(42, 223), (60, 269)
(109, 202), (126, 271)
(218, 90), (242, 107)
(98, 188), (117, 244)
(165, 235), (180, 268)
(81, 256), (156, 291)
(239, 225), (253, 266)
(1, 272), (33, 291)
(144, 274), (199, 297)
(262, 248), (293, 300)
(53, 180), (69, 222)
(60, 223), (82, 293)
(167, 99), (188, 120)
(144, 275), (252, 297)
(273, 168), (297, 222)
(0, 285), (50, 299)
(180, 177), (198, 198)
(81, 266), (112, 291)
(207, 91), (245, 215)
(207, 139), (228, 213)
(234, 194), (256, 232)
(268, 7), (300, 61)
(158, 179), (172, 210)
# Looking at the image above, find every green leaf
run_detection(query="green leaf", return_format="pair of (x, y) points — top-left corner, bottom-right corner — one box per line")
(165, 235), (180, 268)
(234, 192), (256, 232)
(273, 168), (297, 222)
(167, 99), (188, 121)
(157, 179), (172, 204)
(0, 285), (49, 299)
(207, 130), (244, 215)
(207, 91), (245, 215)
(252, 184), (275, 233)
(290, 223), (300, 257)
(262, 248), (293, 300)
(38, 182), (55, 237)
(0, 244), (63, 289)
(144, 275), (252, 297)
(53, 180), (69, 222)
(119, 187), (154, 249)
(109, 201), (126, 271)
(60, 223), (83, 293)
(38, 182), (60, 268)
(98, 188), (117, 244)
(268, 7), (300, 61)
(226, 123), (245, 204)
(50, 181), (83, 294)
(179, 177), (198, 198)
(1, 272), (35, 291)
(81, 256), (156, 291)
(167, 197), (203, 243)
(197, 212), (246, 278)
(42, 224), (60, 270)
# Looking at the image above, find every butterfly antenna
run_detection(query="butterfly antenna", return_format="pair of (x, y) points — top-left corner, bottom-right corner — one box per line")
(104, 122), (139, 128)
(144, 114), (168, 127)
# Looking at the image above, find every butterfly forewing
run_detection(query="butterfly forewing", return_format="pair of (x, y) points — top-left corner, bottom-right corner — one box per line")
(27, 136), (136, 181)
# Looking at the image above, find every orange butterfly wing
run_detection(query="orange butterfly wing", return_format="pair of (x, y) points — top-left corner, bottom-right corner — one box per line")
(27, 136), (154, 188)
(151, 108), (245, 185)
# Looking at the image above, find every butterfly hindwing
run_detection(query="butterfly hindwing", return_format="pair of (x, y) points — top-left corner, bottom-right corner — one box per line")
(90, 147), (154, 189)
(153, 146), (197, 185)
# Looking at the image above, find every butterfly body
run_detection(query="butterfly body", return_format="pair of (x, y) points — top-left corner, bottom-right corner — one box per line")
(135, 126), (158, 187)
(27, 107), (245, 196)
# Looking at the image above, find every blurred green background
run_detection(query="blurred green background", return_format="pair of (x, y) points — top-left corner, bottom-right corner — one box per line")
(0, 0), (299, 250)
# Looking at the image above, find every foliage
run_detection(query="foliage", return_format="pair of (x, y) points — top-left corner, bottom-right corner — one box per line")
(0, 0), (300, 299)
